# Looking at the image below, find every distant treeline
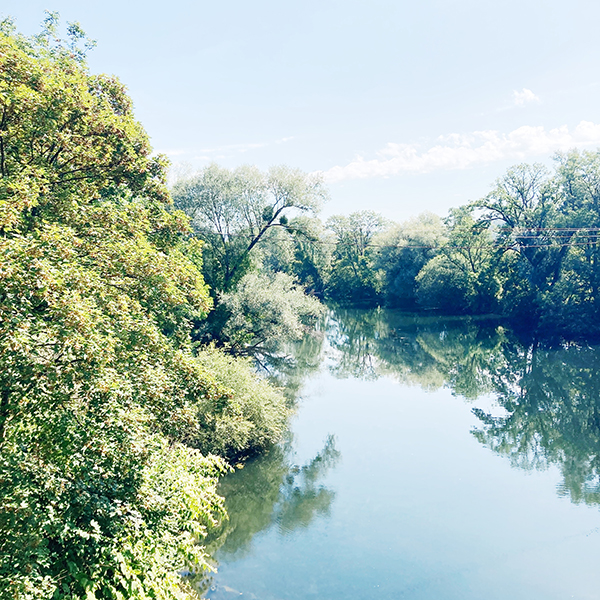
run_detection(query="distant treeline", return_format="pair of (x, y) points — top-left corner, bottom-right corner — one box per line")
(173, 153), (600, 341)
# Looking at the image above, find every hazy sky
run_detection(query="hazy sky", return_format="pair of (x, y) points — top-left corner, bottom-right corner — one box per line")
(5, 1), (600, 221)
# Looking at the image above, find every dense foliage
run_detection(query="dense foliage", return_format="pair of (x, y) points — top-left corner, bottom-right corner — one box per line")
(171, 164), (328, 294)
(0, 17), (288, 600)
(217, 272), (323, 359)
(174, 152), (600, 341)
(172, 165), (328, 358)
(8, 10), (600, 600)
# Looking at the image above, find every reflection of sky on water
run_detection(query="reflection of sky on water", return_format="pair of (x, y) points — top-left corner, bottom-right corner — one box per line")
(199, 309), (600, 600)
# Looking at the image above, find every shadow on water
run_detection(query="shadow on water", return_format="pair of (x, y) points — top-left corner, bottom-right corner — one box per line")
(190, 435), (340, 598)
(327, 307), (600, 508)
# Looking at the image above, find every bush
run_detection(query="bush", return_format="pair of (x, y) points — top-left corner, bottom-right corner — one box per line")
(416, 255), (476, 313)
(218, 271), (324, 357)
(190, 348), (290, 459)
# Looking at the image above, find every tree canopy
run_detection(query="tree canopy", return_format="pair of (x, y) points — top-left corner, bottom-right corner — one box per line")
(0, 18), (288, 600)
(227, 152), (600, 341)
(172, 164), (328, 292)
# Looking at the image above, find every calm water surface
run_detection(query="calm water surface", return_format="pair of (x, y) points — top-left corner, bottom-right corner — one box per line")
(198, 309), (600, 600)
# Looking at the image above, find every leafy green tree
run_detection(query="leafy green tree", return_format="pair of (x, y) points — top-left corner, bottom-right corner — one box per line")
(326, 211), (387, 306)
(172, 164), (328, 292)
(255, 223), (297, 276)
(260, 215), (333, 299)
(0, 15), (169, 236)
(416, 254), (478, 314)
(375, 212), (445, 309)
(184, 347), (290, 458)
(172, 165), (329, 357)
(473, 163), (562, 326)
(540, 150), (600, 337)
(217, 271), (324, 360)
(468, 155), (600, 336)
(415, 206), (499, 314)
(0, 18), (288, 600)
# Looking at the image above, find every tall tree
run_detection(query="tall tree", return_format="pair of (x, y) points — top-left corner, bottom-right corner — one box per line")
(172, 164), (328, 292)
(326, 210), (387, 306)
(544, 150), (600, 335)
(472, 163), (562, 325)
(0, 18), (288, 600)
(375, 212), (445, 309)
(416, 206), (499, 314)
(471, 157), (600, 334)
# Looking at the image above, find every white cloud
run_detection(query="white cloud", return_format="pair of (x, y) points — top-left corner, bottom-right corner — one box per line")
(513, 88), (541, 106)
(322, 121), (600, 183)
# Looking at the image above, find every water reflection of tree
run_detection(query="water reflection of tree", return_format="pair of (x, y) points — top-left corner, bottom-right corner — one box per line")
(327, 308), (503, 397)
(473, 342), (600, 506)
(326, 308), (384, 380)
(192, 436), (340, 596)
(327, 308), (600, 508)
(257, 315), (327, 404)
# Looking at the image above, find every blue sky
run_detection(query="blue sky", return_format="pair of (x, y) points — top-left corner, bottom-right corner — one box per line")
(5, 1), (600, 221)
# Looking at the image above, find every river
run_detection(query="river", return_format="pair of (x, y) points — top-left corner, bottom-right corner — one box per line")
(195, 308), (600, 600)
